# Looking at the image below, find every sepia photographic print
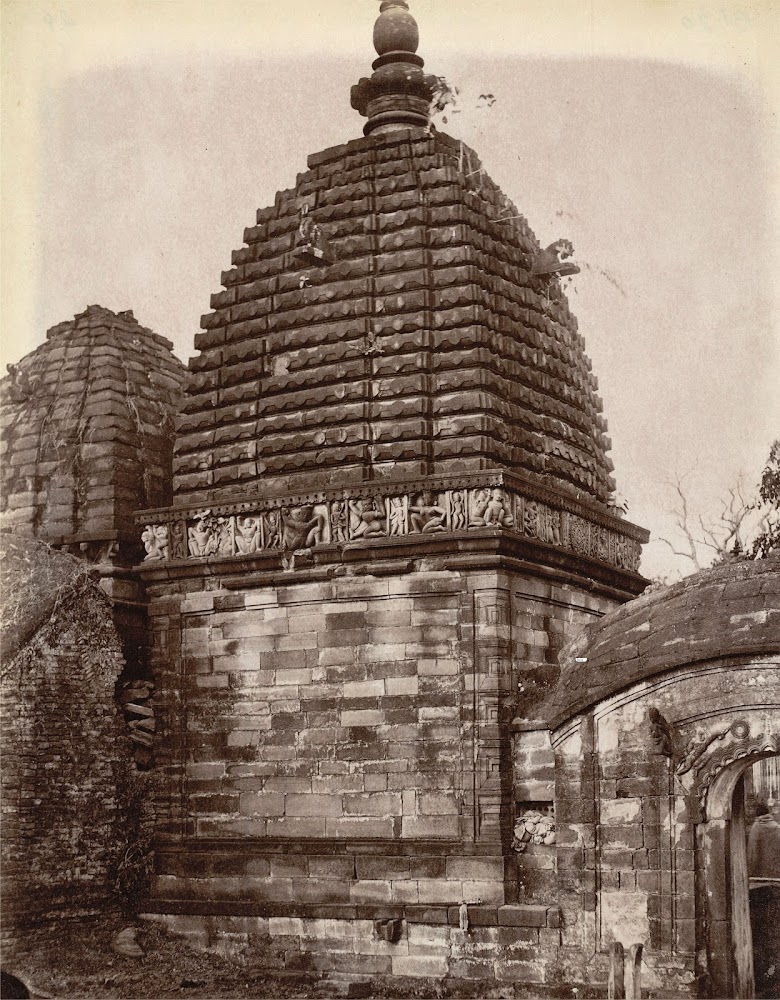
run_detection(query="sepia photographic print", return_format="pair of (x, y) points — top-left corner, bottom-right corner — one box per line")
(1, 2), (778, 998)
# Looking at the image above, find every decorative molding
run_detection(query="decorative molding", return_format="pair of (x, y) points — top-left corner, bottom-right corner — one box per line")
(141, 470), (649, 538)
(679, 719), (780, 817)
(138, 476), (644, 574)
(676, 719), (752, 777)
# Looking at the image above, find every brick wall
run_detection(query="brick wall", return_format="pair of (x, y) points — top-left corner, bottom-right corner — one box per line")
(0, 305), (187, 683)
(0, 305), (185, 549)
(0, 540), (129, 956)
(537, 556), (780, 994)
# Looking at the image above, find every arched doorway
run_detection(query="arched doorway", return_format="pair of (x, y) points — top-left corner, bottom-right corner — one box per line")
(745, 758), (780, 1000)
(702, 751), (780, 999)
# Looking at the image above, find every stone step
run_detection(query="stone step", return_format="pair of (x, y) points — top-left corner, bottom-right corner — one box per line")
(321, 972), (373, 998)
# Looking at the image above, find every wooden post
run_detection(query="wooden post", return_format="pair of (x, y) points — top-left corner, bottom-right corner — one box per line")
(608, 941), (625, 999)
(626, 943), (643, 1000)
(731, 777), (755, 999)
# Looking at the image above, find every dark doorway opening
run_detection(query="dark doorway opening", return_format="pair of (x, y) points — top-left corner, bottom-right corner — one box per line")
(746, 758), (780, 1000)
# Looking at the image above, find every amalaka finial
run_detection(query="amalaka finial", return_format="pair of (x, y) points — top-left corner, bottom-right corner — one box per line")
(351, 0), (434, 136)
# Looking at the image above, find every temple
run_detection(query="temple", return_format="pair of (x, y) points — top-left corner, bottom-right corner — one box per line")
(1, 3), (777, 997)
(136, 0), (652, 987)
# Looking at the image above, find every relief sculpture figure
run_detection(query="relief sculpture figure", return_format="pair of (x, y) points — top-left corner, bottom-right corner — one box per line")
(188, 513), (217, 557)
(349, 497), (386, 538)
(388, 497), (407, 535)
(485, 488), (513, 526)
(215, 517), (234, 556)
(330, 500), (348, 543)
(281, 505), (325, 551)
(263, 510), (282, 549)
(170, 520), (187, 560)
(142, 523), (168, 561)
(235, 515), (261, 554)
(450, 490), (467, 530)
(409, 490), (446, 533)
(469, 488), (489, 526)
(524, 499), (538, 536)
(471, 488), (512, 527)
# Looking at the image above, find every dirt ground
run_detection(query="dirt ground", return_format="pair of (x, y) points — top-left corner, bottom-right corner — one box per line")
(4, 915), (597, 1000)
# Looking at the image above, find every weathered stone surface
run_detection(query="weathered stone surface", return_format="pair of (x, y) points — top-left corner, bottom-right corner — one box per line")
(172, 125), (616, 506)
(540, 557), (780, 728)
(543, 557), (780, 998)
(1, 305), (186, 561)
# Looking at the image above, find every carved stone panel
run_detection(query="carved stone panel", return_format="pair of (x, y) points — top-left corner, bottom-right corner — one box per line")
(141, 475), (645, 574)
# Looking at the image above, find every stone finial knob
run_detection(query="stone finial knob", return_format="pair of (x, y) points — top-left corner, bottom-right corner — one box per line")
(374, 1), (419, 56)
(352, 0), (433, 136)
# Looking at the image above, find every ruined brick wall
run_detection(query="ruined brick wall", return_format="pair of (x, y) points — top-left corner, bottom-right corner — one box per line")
(0, 538), (130, 953)
(546, 661), (780, 996)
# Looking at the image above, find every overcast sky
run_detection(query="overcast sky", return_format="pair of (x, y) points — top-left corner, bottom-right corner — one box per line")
(2, 0), (778, 580)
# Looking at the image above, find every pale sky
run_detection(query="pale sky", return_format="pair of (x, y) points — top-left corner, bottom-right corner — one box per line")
(1, 0), (778, 580)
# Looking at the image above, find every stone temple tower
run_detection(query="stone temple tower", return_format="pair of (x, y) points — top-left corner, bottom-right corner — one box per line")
(139, 1), (649, 979)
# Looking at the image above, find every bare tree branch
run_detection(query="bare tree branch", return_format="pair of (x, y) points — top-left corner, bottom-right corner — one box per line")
(658, 468), (760, 572)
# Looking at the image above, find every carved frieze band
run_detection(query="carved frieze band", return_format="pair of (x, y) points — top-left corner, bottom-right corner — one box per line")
(141, 485), (642, 572)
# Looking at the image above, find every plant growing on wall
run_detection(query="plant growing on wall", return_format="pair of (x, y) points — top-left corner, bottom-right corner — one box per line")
(112, 761), (158, 916)
(749, 439), (780, 558)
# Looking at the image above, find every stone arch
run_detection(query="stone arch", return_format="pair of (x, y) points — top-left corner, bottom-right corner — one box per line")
(699, 746), (779, 1000)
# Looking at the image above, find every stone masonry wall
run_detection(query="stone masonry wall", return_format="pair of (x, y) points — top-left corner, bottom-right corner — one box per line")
(151, 572), (468, 847)
(549, 658), (780, 997)
(142, 559), (620, 986)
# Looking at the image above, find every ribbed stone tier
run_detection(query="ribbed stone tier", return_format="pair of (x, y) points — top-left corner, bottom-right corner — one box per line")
(1, 305), (186, 556)
(175, 129), (615, 506)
